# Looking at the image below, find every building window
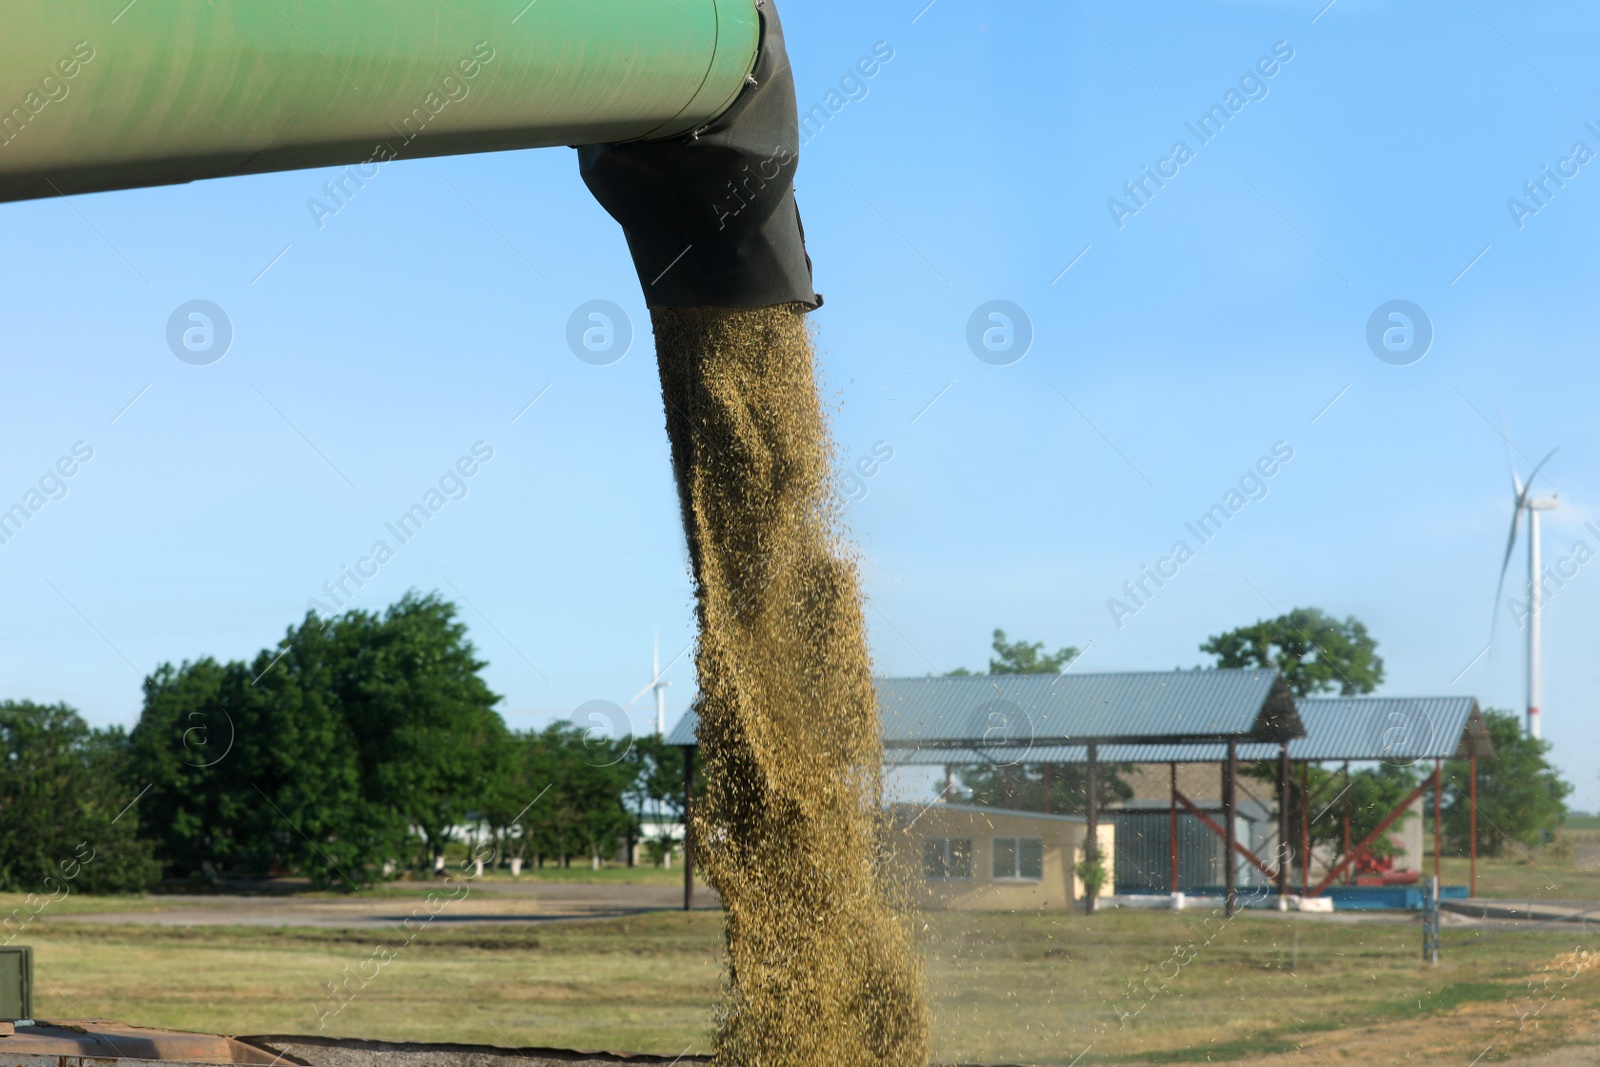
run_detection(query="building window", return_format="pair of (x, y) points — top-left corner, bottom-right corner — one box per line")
(992, 836), (1044, 880)
(923, 837), (973, 880)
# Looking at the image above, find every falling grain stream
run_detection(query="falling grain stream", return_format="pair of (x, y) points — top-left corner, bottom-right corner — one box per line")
(651, 305), (930, 1066)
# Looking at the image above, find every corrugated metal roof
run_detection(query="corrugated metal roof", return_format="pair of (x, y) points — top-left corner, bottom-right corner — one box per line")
(879, 696), (1494, 763)
(664, 712), (698, 747)
(666, 667), (1302, 748)
(664, 712), (698, 748)
(876, 669), (1299, 746)
(1291, 696), (1492, 760)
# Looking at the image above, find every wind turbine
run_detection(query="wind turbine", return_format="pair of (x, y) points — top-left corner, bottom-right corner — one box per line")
(626, 632), (673, 738)
(1494, 447), (1559, 740)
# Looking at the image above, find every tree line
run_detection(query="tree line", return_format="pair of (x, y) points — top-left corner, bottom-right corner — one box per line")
(0, 592), (687, 893)
(1, 603), (1571, 895)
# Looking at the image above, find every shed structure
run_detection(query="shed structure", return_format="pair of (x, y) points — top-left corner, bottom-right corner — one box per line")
(880, 694), (1497, 901)
(666, 667), (1304, 914)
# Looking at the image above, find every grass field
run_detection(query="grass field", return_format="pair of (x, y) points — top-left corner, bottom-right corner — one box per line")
(17, 908), (1598, 1065)
(1433, 827), (1600, 901)
(923, 910), (1598, 1064)
(24, 915), (721, 1053)
(8, 832), (1597, 1064)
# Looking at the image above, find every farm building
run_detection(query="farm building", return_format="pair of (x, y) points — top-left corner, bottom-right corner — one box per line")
(888, 803), (1115, 911)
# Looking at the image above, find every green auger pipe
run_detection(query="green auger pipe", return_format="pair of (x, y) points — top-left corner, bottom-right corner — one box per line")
(0, 0), (758, 203)
(1, 0), (818, 309)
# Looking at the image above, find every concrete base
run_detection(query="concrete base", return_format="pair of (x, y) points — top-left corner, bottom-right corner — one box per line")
(1295, 895), (1335, 913)
(1101, 893), (1174, 910)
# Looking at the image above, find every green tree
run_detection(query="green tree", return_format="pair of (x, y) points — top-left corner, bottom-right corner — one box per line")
(478, 729), (528, 868)
(132, 637), (385, 887)
(1201, 607), (1384, 696)
(1442, 710), (1570, 856)
(0, 701), (159, 893)
(568, 742), (637, 868)
(520, 722), (637, 868)
(626, 735), (688, 866)
(329, 593), (507, 871)
(132, 592), (510, 886)
(248, 620), (397, 885)
(515, 728), (568, 866)
(131, 656), (255, 879)
(949, 629), (1079, 676)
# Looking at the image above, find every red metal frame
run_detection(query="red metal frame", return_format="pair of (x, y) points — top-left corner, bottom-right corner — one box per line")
(1308, 768), (1438, 897)
(1300, 762), (1311, 891)
(1277, 745), (1290, 899)
(1342, 761), (1351, 885)
(1440, 758), (1452, 883)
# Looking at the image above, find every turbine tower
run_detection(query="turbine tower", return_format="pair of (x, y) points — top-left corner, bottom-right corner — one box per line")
(627, 633), (673, 738)
(1495, 448), (1559, 739)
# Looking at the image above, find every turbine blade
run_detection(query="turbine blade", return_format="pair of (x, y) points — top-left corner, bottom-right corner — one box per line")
(1521, 448), (1559, 504)
(1493, 507), (1522, 615)
(1487, 450), (1551, 634)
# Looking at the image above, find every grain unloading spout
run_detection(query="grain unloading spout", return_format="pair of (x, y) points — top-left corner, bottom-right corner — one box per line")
(0, 0), (814, 309)
(578, 1), (819, 310)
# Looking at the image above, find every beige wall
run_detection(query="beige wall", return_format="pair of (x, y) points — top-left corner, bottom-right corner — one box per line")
(1387, 794), (1424, 872)
(893, 805), (1115, 912)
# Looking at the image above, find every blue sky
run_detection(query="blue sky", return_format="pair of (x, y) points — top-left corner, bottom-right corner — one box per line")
(2, 0), (1597, 810)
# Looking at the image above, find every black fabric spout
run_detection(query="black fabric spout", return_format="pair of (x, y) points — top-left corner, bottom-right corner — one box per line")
(577, 0), (820, 310)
